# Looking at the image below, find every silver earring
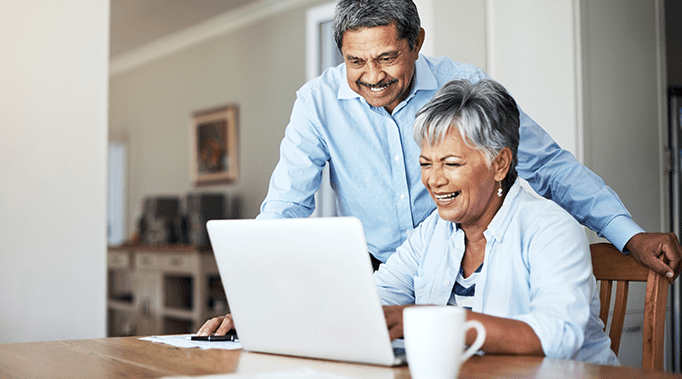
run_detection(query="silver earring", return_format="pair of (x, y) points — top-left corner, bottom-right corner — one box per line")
(497, 182), (503, 197)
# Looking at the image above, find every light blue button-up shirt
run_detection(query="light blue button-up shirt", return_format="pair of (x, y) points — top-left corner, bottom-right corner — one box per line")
(374, 180), (619, 365)
(258, 55), (642, 262)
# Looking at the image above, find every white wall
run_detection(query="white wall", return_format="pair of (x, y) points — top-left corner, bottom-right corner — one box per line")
(432, 0), (487, 70)
(487, 0), (580, 158)
(0, 1), (109, 343)
(431, 0), (579, 157)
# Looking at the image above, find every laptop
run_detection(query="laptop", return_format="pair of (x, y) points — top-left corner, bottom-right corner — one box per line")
(206, 217), (406, 366)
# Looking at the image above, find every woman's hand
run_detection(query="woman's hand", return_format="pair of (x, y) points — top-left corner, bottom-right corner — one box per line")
(196, 314), (234, 336)
(383, 305), (411, 340)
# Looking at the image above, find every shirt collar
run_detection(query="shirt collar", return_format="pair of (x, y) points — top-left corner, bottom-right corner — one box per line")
(484, 178), (522, 243)
(337, 54), (439, 101)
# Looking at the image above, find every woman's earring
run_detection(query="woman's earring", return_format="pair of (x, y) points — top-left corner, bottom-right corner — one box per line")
(497, 181), (503, 197)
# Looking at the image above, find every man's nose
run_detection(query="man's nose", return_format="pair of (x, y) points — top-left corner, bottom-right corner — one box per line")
(363, 61), (385, 84)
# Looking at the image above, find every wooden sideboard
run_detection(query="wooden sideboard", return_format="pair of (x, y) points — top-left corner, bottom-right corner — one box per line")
(107, 245), (227, 337)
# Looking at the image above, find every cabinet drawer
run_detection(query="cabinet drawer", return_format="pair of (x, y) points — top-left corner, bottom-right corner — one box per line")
(135, 253), (163, 269)
(163, 254), (199, 273)
(108, 250), (131, 269)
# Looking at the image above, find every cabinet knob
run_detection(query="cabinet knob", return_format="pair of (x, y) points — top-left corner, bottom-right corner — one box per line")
(140, 299), (150, 316)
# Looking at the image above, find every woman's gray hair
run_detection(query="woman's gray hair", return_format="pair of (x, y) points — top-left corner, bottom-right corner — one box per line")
(333, 0), (421, 51)
(413, 79), (520, 192)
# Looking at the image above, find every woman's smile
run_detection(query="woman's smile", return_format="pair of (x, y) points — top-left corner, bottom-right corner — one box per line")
(434, 191), (461, 203)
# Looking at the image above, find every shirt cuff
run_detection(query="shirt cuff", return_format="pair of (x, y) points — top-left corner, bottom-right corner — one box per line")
(599, 215), (645, 252)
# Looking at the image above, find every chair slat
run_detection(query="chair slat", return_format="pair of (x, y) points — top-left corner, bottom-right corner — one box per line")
(598, 280), (612, 328)
(608, 281), (628, 355)
(590, 243), (669, 371)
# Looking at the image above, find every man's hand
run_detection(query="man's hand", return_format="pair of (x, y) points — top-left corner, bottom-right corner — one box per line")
(624, 232), (682, 283)
(383, 304), (411, 340)
(196, 314), (234, 336)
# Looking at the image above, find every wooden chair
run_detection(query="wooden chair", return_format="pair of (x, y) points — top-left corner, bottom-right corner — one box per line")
(590, 243), (669, 371)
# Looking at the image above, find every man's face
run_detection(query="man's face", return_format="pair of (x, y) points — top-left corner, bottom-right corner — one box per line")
(341, 23), (423, 114)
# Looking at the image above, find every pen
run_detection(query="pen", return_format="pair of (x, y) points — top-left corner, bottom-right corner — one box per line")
(190, 334), (238, 342)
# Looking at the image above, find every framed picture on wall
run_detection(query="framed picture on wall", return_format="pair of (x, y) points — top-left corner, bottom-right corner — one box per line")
(190, 104), (238, 185)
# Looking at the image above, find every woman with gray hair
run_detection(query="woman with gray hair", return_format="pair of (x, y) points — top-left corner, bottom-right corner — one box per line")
(375, 79), (619, 365)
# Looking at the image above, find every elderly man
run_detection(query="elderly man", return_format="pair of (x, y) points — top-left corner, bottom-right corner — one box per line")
(257, 0), (681, 275)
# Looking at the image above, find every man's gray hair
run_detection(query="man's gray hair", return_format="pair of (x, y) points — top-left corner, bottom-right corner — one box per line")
(333, 0), (421, 51)
(413, 79), (520, 192)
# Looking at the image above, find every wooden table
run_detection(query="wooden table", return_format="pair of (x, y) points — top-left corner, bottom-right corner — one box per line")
(0, 336), (679, 379)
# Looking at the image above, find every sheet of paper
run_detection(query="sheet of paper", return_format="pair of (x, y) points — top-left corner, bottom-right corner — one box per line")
(164, 367), (357, 379)
(139, 334), (242, 350)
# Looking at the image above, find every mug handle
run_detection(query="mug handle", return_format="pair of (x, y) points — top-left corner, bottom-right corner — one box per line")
(460, 320), (486, 362)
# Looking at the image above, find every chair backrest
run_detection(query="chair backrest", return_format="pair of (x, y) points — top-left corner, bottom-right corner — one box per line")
(590, 243), (669, 371)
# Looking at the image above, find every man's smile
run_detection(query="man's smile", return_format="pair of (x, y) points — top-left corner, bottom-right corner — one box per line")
(359, 78), (398, 93)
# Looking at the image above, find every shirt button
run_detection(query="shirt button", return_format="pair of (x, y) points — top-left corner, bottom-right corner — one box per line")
(455, 243), (462, 249)
(444, 281), (451, 287)
(394, 155), (400, 161)
(400, 194), (406, 200)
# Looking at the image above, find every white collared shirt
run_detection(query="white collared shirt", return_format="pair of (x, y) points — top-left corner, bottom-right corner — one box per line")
(375, 179), (619, 365)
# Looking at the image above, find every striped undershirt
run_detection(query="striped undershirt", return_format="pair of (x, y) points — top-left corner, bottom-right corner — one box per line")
(447, 263), (483, 310)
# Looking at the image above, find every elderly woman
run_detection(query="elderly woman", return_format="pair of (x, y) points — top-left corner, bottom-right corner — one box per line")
(377, 79), (619, 365)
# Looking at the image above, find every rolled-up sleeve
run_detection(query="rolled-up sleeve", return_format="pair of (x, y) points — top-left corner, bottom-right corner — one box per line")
(509, 212), (594, 359)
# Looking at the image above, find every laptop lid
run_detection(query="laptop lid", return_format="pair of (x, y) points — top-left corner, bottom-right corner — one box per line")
(206, 217), (403, 366)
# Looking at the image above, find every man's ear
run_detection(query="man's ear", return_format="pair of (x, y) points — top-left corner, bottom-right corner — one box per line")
(413, 28), (425, 53)
(492, 147), (512, 182)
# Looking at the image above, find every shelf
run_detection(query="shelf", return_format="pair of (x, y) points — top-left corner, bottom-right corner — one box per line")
(107, 246), (226, 337)
(163, 308), (195, 321)
(163, 317), (193, 334)
(164, 275), (193, 310)
(108, 299), (135, 313)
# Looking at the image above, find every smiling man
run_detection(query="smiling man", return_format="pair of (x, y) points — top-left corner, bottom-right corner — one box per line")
(256, 0), (680, 278)
(342, 23), (422, 113)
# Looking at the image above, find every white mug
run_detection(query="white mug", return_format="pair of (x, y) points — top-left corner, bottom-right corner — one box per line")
(403, 306), (485, 379)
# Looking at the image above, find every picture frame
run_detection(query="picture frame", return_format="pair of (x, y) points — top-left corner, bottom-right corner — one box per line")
(189, 104), (238, 185)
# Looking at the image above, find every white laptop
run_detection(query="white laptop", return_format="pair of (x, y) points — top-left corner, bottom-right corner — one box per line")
(206, 217), (406, 366)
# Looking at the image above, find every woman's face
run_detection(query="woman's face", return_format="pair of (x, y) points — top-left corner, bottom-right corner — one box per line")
(419, 127), (506, 229)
